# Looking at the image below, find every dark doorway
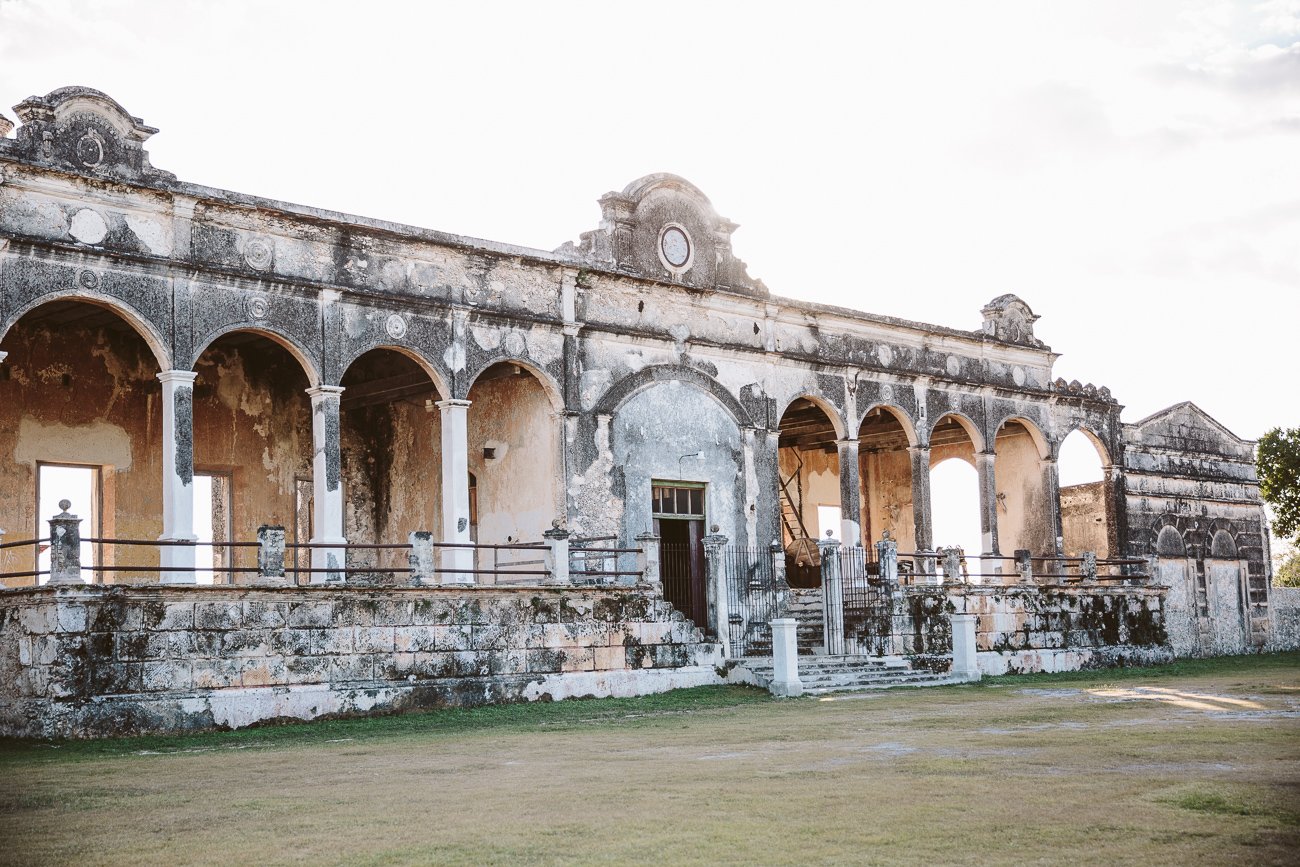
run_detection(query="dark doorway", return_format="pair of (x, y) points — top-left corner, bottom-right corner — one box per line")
(654, 482), (708, 632)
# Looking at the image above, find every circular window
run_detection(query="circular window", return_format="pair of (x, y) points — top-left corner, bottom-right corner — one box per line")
(660, 225), (691, 269)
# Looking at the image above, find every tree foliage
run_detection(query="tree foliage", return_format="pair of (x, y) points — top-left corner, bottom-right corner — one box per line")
(1277, 551), (1300, 588)
(1258, 427), (1300, 542)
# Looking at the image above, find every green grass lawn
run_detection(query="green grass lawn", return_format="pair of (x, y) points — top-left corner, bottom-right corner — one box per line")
(2, 652), (1298, 865)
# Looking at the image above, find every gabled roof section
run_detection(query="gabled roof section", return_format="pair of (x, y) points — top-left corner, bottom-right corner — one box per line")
(1126, 401), (1254, 460)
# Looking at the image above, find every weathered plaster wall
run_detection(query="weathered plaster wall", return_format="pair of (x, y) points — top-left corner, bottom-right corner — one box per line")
(777, 446), (840, 540)
(0, 315), (162, 583)
(993, 426), (1052, 556)
(611, 381), (746, 548)
(467, 369), (560, 547)
(1061, 482), (1108, 557)
(862, 448), (914, 549)
(1267, 586), (1300, 652)
(0, 584), (721, 738)
(192, 338), (313, 551)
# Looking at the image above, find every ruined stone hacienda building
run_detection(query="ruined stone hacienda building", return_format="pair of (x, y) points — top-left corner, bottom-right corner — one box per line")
(0, 88), (1295, 737)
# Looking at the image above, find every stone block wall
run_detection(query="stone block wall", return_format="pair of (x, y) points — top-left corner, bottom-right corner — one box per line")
(0, 585), (722, 738)
(1268, 586), (1300, 652)
(884, 585), (1172, 675)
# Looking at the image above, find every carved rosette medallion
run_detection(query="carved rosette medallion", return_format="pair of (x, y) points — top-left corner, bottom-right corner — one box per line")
(384, 313), (408, 340)
(243, 238), (273, 270)
(945, 356), (962, 377)
(77, 269), (100, 290)
(246, 295), (269, 320)
(880, 383), (894, 402)
(76, 130), (105, 168)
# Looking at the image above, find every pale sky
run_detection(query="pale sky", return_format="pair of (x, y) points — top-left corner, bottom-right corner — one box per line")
(2, 0), (1296, 555)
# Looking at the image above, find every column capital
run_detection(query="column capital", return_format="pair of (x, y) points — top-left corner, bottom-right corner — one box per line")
(837, 437), (859, 449)
(975, 450), (997, 459)
(157, 369), (198, 386)
(435, 398), (473, 410)
(306, 385), (345, 400)
(907, 444), (931, 455)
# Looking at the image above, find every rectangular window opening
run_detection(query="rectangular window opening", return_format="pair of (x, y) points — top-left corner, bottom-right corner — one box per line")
(193, 472), (232, 585)
(36, 463), (100, 584)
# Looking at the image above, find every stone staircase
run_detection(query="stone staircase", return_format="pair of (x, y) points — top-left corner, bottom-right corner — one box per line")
(787, 587), (825, 655)
(733, 654), (957, 695)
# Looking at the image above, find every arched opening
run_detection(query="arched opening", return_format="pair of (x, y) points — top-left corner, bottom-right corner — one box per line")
(1210, 529), (1238, 560)
(466, 362), (561, 579)
(1059, 429), (1111, 558)
(858, 405), (918, 549)
(193, 331), (314, 581)
(1156, 525), (1186, 558)
(993, 418), (1053, 557)
(929, 414), (982, 566)
(339, 348), (443, 579)
(778, 397), (843, 587)
(0, 299), (164, 585)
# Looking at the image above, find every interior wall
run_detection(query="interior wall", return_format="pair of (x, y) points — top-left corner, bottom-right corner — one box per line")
(862, 447), (914, 548)
(1061, 481), (1109, 557)
(777, 445), (840, 541)
(338, 353), (441, 569)
(612, 380), (745, 548)
(467, 369), (559, 547)
(0, 313), (161, 584)
(994, 426), (1052, 555)
(192, 339), (312, 558)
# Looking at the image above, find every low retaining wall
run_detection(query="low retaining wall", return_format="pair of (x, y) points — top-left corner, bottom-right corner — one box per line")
(887, 585), (1171, 675)
(0, 584), (723, 738)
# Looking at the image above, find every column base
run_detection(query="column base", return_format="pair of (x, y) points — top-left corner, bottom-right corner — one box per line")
(159, 535), (199, 585)
(309, 537), (348, 585)
(439, 546), (475, 585)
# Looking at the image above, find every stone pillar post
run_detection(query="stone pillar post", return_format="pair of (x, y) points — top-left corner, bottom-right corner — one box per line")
(1081, 550), (1097, 584)
(1015, 548), (1034, 585)
(975, 450), (1000, 558)
(908, 445), (933, 552)
(409, 531), (435, 586)
(949, 613), (981, 682)
(702, 530), (730, 653)
(769, 618), (803, 697)
(255, 525), (286, 585)
(158, 370), (198, 584)
(943, 546), (964, 584)
(819, 535), (844, 656)
(47, 501), (83, 585)
(836, 438), (862, 546)
(877, 533), (899, 584)
(1043, 456), (1065, 557)
(306, 385), (347, 584)
(635, 531), (661, 591)
(771, 538), (788, 586)
(543, 525), (571, 585)
(757, 430), (783, 552)
(436, 399), (474, 584)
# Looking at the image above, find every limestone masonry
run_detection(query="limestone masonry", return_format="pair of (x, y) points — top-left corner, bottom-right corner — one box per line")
(0, 87), (1293, 737)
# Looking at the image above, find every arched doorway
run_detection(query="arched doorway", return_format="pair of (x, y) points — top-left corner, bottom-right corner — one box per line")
(1058, 429), (1112, 558)
(0, 299), (164, 584)
(466, 362), (562, 580)
(993, 418), (1053, 559)
(339, 348), (443, 579)
(192, 331), (315, 582)
(929, 413), (983, 577)
(778, 397), (843, 588)
(858, 405), (918, 550)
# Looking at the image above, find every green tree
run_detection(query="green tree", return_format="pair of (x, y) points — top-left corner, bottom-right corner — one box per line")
(1278, 550), (1300, 588)
(1258, 427), (1300, 541)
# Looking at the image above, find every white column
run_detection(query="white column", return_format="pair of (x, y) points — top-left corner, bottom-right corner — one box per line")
(158, 370), (198, 584)
(307, 385), (347, 583)
(949, 613), (982, 682)
(975, 450), (1000, 558)
(437, 399), (474, 584)
(769, 618), (803, 697)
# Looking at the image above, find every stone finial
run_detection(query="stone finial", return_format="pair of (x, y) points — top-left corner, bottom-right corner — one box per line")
(980, 294), (1042, 347)
(0, 114), (13, 139)
(47, 502), (83, 585)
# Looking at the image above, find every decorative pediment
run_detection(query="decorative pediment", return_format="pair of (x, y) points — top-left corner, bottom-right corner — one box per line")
(558, 173), (765, 297)
(1127, 401), (1253, 459)
(1, 86), (173, 182)
(980, 294), (1042, 347)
